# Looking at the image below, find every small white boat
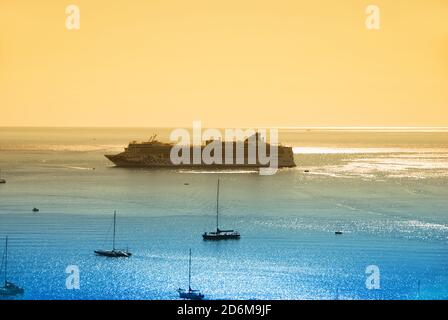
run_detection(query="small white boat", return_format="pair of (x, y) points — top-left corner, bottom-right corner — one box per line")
(0, 236), (24, 296)
(94, 211), (132, 258)
(177, 288), (205, 300)
(0, 281), (24, 296)
(94, 249), (131, 258)
(203, 179), (240, 240)
(177, 249), (204, 300)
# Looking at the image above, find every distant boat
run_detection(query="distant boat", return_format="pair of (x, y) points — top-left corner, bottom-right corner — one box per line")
(94, 211), (132, 257)
(177, 249), (204, 300)
(0, 236), (24, 296)
(335, 231), (343, 235)
(32, 208), (39, 213)
(0, 169), (6, 184)
(202, 179), (240, 240)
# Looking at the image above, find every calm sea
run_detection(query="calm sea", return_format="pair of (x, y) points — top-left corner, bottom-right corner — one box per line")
(0, 127), (447, 300)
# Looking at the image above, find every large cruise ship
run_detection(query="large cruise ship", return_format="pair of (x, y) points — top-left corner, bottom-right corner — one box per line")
(105, 133), (296, 168)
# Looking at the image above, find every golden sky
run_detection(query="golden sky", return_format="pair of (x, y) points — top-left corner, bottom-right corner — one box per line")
(0, 0), (447, 127)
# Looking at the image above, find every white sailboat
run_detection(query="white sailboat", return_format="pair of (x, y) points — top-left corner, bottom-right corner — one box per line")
(0, 236), (24, 296)
(202, 179), (240, 240)
(94, 211), (132, 257)
(177, 249), (204, 300)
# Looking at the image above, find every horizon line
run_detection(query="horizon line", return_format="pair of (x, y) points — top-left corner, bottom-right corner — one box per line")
(1, 125), (448, 132)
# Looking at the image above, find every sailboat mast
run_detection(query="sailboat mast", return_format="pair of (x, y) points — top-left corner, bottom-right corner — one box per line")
(4, 236), (8, 286)
(417, 280), (421, 299)
(216, 179), (220, 231)
(188, 249), (192, 291)
(112, 211), (116, 250)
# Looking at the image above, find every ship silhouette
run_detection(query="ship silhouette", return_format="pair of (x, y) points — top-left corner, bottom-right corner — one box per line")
(105, 133), (296, 168)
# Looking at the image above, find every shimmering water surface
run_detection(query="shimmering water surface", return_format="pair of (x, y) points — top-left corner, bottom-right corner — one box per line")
(0, 128), (447, 300)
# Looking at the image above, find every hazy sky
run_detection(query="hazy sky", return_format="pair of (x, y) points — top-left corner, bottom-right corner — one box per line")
(1, 0), (447, 127)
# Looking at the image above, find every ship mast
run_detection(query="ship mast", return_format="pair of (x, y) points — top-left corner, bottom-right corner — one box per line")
(188, 249), (192, 291)
(216, 179), (220, 232)
(417, 280), (421, 299)
(112, 211), (116, 251)
(4, 236), (8, 287)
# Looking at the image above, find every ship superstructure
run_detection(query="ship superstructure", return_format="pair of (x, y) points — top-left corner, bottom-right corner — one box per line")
(105, 133), (296, 168)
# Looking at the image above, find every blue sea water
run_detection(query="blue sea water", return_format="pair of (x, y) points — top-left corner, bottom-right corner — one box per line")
(0, 128), (447, 300)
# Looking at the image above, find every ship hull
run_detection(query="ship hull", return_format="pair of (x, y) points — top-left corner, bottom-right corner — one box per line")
(94, 249), (132, 257)
(178, 291), (204, 300)
(202, 234), (241, 240)
(105, 154), (296, 169)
